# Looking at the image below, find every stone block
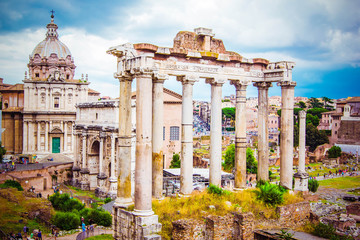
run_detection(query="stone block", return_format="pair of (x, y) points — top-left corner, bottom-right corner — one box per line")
(276, 202), (310, 228)
(347, 203), (360, 216)
(205, 214), (233, 240)
(172, 219), (205, 240)
(233, 212), (254, 240)
(322, 214), (356, 231)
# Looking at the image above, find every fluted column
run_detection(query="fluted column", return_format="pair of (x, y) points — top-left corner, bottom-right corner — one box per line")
(28, 122), (32, 152)
(178, 75), (198, 194)
(134, 72), (153, 216)
(71, 122), (74, 152)
(45, 122), (49, 152)
(206, 78), (225, 186)
(254, 81), (272, 181)
(231, 80), (249, 189)
(115, 75), (133, 206)
(152, 74), (167, 199)
(278, 81), (296, 189)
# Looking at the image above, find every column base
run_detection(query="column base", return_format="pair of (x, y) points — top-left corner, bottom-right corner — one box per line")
(294, 172), (309, 192)
(114, 197), (133, 209)
(133, 209), (155, 216)
(233, 187), (246, 191)
(113, 207), (161, 240)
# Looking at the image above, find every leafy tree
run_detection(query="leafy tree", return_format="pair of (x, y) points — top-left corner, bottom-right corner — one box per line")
(307, 107), (329, 119)
(293, 124), (299, 147)
(169, 153), (181, 168)
(306, 113), (320, 127)
(306, 123), (329, 152)
(222, 145), (258, 174)
(246, 147), (257, 174)
(0, 142), (6, 163)
(222, 107), (236, 120)
(49, 193), (85, 212)
(298, 101), (307, 109)
(308, 97), (323, 108)
(222, 144), (235, 171)
(322, 97), (334, 110)
(327, 146), (342, 158)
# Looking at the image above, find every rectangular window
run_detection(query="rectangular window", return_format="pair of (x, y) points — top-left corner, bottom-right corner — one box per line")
(163, 126), (165, 141)
(170, 126), (179, 141)
(54, 97), (59, 108)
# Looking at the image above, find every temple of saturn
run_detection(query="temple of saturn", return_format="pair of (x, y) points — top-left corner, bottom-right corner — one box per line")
(107, 28), (305, 239)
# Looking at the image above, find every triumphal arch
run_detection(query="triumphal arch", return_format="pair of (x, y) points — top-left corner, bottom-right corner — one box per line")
(107, 28), (296, 239)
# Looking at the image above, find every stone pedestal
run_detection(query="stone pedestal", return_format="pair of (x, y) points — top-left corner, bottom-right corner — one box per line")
(80, 168), (90, 191)
(108, 177), (118, 199)
(95, 173), (108, 198)
(294, 172), (309, 192)
(72, 166), (81, 187)
(113, 207), (162, 240)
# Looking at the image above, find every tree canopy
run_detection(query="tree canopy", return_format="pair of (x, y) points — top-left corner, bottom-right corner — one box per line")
(169, 153), (181, 168)
(306, 123), (329, 151)
(222, 145), (258, 174)
(222, 107), (236, 120)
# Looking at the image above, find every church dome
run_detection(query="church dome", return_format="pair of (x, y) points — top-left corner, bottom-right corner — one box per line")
(30, 16), (72, 59)
(27, 13), (76, 81)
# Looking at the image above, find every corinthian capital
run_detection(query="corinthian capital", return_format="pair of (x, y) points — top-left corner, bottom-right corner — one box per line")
(177, 75), (198, 85)
(299, 110), (306, 119)
(253, 81), (272, 89)
(205, 77), (225, 86)
(230, 79), (250, 89)
(153, 73), (168, 83)
(277, 81), (296, 88)
(114, 73), (133, 82)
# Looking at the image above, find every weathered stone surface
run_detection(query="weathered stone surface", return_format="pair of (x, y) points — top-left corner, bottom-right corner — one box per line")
(234, 212), (254, 240)
(321, 214), (356, 231)
(172, 219), (205, 240)
(311, 201), (345, 218)
(346, 203), (360, 216)
(205, 214), (233, 240)
(276, 202), (310, 227)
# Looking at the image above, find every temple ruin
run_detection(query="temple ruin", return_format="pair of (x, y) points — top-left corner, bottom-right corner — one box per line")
(107, 27), (297, 239)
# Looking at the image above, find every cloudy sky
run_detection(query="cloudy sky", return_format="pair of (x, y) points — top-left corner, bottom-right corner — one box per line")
(0, 0), (359, 100)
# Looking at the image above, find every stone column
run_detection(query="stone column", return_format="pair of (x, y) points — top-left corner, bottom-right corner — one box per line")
(28, 122), (32, 152)
(230, 80), (249, 189)
(82, 133), (87, 169)
(254, 82), (272, 181)
(64, 121), (67, 152)
(80, 132), (90, 190)
(134, 72), (153, 216)
(278, 81), (296, 189)
(206, 78), (225, 187)
(23, 121), (28, 153)
(37, 122), (41, 151)
(178, 75), (197, 195)
(152, 74), (167, 199)
(298, 111), (306, 173)
(97, 132), (107, 197)
(71, 122), (75, 152)
(109, 133), (117, 197)
(45, 122), (49, 152)
(115, 75), (133, 207)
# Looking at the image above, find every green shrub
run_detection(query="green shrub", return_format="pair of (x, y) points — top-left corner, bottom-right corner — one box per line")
(256, 179), (268, 187)
(104, 197), (112, 204)
(312, 223), (353, 240)
(52, 212), (80, 230)
(207, 184), (231, 196)
(308, 179), (319, 193)
(88, 208), (112, 227)
(0, 180), (23, 191)
(328, 146), (342, 158)
(254, 182), (285, 206)
(49, 193), (85, 212)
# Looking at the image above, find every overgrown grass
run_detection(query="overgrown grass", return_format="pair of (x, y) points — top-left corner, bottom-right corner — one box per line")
(0, 188), (52, 234)
(87, 234), (114, 240)
(67, 185), (103, 202)
(153, 189), (304, 239)
(319, 176), (360, 189)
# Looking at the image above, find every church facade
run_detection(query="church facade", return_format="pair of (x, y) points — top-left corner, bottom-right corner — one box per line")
(21, 15), (99, 159)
